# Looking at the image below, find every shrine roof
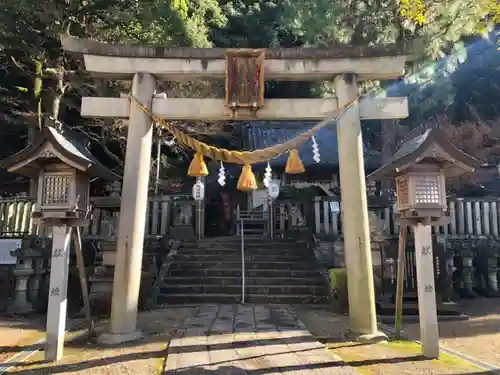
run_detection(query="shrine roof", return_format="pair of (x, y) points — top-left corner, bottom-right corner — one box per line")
(242, 121), (382, 170)
(61, 36), (422, 60)
(0, 125), (120, 180)
(368, 127), (483, 180)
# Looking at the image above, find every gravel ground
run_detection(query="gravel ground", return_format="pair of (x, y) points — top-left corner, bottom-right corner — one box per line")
(3, 306), (199, 375)
(0, 316), (45, 364)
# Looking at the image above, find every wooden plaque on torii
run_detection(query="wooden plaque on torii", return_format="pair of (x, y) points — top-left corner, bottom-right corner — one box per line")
(225, 50), (265, 112)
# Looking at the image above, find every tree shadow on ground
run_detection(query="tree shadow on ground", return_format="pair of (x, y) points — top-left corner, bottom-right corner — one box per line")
(4, 347), (430, 375)
(5, 349), (166, 375)
(0, 343), (43, 353)
(0, 315), (45, 331)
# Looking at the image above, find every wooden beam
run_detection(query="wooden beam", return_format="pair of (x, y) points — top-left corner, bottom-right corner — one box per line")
(82, 54), (408, 81)
(81, 97), (408, 121)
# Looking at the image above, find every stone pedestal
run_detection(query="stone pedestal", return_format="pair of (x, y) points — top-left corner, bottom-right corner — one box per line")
(8, 245), (43, 315)
(89, 239), (159, 313)
(170, 225), (195, 240)
(486, 256), (499, 296)
(89, 241), (117, 313)
(462, 255), (476, 298)
(170, 201), (195, 239)
(371, 242), (384, 295)
(88, 196), (121, 314)
(30, 254), (50, 312)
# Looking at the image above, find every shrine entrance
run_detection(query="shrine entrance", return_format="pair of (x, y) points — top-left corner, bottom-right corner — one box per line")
(204, 189), (238, 237)
(61, 35), (417, 342)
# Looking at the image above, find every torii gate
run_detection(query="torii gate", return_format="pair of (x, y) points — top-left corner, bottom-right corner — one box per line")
(61, 36), (418, 344)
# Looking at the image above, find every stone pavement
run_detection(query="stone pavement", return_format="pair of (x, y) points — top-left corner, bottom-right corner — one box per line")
(164, 304), (357, 374)
(2, 303), (493, 374)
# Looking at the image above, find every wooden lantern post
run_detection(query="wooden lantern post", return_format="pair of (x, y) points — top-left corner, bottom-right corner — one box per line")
(367, 127), (481, 358)
(0, 123), (118, 361)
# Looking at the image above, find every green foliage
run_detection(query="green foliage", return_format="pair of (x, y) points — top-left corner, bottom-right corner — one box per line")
(390, 42), (468, 125)
(0, 0), (225, 159)
(0, 0), (498, 167)
(401, 0), (500, 31)
(210, 1), (316, 98)
(279, 0), (494, 57)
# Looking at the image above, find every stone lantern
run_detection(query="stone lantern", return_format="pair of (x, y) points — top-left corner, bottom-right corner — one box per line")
(0, 123), (118, 361)
(369, 128), (480, 222)
(368, 127), (481, 359)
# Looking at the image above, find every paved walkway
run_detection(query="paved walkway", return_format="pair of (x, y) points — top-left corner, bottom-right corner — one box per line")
(164, 304), (357, 374)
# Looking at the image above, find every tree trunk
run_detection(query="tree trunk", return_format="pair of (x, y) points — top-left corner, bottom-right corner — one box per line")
(50, 67), (67, 120)
(28, 59), (44, 197)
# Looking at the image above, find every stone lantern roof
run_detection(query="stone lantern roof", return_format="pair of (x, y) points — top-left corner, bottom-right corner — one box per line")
(0, 124), (119, 180)
(367, 127), (482, 181)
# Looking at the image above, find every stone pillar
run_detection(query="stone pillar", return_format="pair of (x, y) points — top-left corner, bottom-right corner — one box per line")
(334, 74), (383, 340)
(413, 223), (439, 359)
(98, 73), (156, 344)
(45, 224), (72, 361)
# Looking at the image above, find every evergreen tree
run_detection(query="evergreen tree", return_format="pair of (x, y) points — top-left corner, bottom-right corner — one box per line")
(0, 0), (225, 159)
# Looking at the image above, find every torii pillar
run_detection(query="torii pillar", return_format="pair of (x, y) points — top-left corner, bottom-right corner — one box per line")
(335, 74), (380, 339)
(61, 35), (419, 343)
(99, 73), (157, 344)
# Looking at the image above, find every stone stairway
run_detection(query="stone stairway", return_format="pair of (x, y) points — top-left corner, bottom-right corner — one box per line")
(157, 236), (330, 305)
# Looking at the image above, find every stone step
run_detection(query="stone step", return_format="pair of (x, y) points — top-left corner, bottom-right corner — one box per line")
(162, 276), (327, 286)
(241, 227), (266, 232)
(178, 248), (309, 257)
(160, 284), (329, 295)
(158, 293), (242, 304)
(182, 240), (306, 248)
(168, 261), (318, 271)
(184, 235), (267, 241)
(156, 237), (327, 306)
(173, 254), (312, 262)
(246, 294), (329, 305)
(158, 293), (329, 305)
(168, 268), (321, 278)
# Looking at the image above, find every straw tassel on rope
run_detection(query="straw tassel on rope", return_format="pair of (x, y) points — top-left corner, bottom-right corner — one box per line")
(285, 149), (305, 174)
(237, 164), (258, 191)
(187, 153), (209, 177)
